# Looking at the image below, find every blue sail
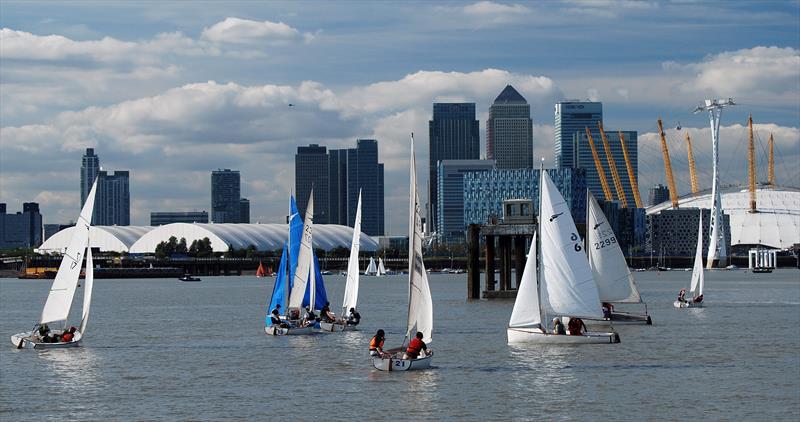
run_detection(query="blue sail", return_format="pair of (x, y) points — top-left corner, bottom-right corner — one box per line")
(289, 195), (302, 284)
(266, 243), (289, 326)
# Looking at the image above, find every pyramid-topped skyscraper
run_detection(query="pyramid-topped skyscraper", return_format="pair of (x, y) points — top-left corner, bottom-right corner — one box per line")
(486, 85), (533, 169)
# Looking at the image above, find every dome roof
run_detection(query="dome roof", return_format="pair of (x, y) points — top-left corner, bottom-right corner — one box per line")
(129, 223), (378, 253)
(646, 186), (800, 250)
(38, 226), (155, 253)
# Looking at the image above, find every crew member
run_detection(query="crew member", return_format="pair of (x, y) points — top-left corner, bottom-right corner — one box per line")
(369, 329), (386, 357)
(404, 331), (429, 359)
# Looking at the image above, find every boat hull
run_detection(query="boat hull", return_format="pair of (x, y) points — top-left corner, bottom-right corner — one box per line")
(507, 327), (620, 344)
(673, 300), (704, 308)
(10, 331), (83, 349)
(586, 311), (652, 326)
(371, 354), (432, 371)
(318, 321), (349, 332)
(264, 325), (315, 336)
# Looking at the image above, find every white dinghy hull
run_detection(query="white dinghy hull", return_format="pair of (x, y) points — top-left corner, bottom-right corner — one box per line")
(264, 325), (315, 336)
(507, 327), (620, 344)
(318, 321), (351, 332)
(11, 331), (83, 350)
(673, 300), (704, 309)
(585, 312), (652, 326)
(371, 354), (432, 371)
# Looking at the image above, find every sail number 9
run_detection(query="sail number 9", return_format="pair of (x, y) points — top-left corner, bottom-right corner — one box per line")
(594, 237), (617, 249)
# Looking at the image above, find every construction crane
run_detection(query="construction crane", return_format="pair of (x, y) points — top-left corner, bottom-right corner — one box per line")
(768, 133), (775, 187)
(618, 131), (643, 208)
(685, 133), (699, 195)
(657, 118), (679, 208)
(597, 122), (628, 207)
(585, 127), (613, 201)
(748, 115), (757, 213)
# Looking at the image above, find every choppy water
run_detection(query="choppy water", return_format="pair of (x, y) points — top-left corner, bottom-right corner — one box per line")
(1, 270), (799, 421)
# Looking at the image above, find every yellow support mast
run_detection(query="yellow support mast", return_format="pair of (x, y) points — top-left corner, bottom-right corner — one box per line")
(768, 133), (775, 187)
(657, 118), (679, 209)
(597, 122), (628, 207)
(585, 127), (613, 201)
(685, 133), (699, 195)
(748, 115), (757, 213)
(618, 130), (643, 208)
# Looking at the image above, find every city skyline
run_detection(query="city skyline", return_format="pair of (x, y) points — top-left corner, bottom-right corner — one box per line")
(1, 1), (798, 235)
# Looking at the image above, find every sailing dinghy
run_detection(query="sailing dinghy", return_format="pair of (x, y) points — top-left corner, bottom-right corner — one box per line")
(372, 135), (433, 371)
(265, 191), (327, 335)
(365, 257), (378, 276)
(586, 192), (652, 325)
(256, 261), (267, 277)
(11, 178), (98, 349)
(507, 168), (620, 344)
(320, 191), (363, 332)
(377, 258), (387, 276)
(674, 213), (705, 308)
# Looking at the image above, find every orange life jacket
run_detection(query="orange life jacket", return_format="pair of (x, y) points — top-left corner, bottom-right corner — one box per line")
(369, 336), (384, 351)
(406, 338), (424, 357)
(61, 332), (74, 342)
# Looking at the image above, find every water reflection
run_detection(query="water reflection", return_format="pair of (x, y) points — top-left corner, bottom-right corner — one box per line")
(36, 347), (103, 390)
(508, 345), (575, 415)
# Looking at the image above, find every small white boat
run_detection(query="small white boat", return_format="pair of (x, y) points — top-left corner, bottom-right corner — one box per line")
(365, 257), (378, 276)
(674, 213), (706, 309)
(320, 191), (363, 333)
(377, 257), (387, 276)
(372, 135), (434, 371)
(586, 192), (652, 325)
(11, 179), (98, 349)
(506, 168), (619, 345)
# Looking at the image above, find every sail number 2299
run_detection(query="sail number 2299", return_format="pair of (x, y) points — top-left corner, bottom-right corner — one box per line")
(594, 237), (617, 249)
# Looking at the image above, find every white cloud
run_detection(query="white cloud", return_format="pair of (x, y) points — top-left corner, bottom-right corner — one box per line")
(201, 17), (314, 44)
(436, 1), (532, 27)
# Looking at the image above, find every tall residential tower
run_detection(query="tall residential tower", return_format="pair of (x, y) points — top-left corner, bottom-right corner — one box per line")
(486, 85), (533, 169)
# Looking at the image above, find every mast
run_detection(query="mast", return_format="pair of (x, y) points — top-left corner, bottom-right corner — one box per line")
(585, 127), (613, 201)
(537, 161), (546, 328)
(694, 98), (735, 268)
(598, 122), (628, 207)
(657, 118), (679, 209)
(405, 133), (416, 346)
(685, 133), (699, 195)
(748, 115), (757, 213)
(618, 130), (643, 208)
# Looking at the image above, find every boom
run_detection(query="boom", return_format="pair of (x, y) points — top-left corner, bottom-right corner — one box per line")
(585, 127), (613, 201)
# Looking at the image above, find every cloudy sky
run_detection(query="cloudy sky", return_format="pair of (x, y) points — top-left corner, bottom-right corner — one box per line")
(1, 0), (798, 234)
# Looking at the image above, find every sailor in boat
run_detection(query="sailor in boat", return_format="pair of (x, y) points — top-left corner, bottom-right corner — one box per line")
(302, 306), (318, 327)
(692, 294), (704, 304)
(567, 318), (588, 336)
(601, 302), (614, 319)
(346, 307), (361, 326)
(61, 327), (76, 343)
(320, 301), (336, 323)
(369, 329), (386, 357)
(677, 288), (687, 304)
(269, 309), (289, 329)
(403, 331), (431, 360)
(552, 317), (566, 335)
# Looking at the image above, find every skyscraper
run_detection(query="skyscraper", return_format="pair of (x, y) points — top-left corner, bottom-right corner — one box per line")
(328, 139), (385, 236)
(0, 202), (42, 248)
(648, 184), (670, 207)
(295, 144), (329, 224)
(555, 101), (603, 168)
(96, 170), (130, 226)
(81, 148), (100, 208)
(436, 159), (494, 244)
(486, 85), (533, 169)
(211, 169), (242, 223)
(428, 103), (480, 233)
(574, 130), (638, 206)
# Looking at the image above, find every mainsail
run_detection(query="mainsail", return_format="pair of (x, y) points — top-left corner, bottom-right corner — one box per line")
(342, 191), (362, 315)
(405, 135), (433, 344)
(365, 257), (377, 275)
(587, 192), (642, 303)
(377, 258), (386, 276)
(288, 190), (315, 309)
(40, 178), (98, 324)
(508, 233), (540, 328)
(689, 213), (705, 296)
(539, 171), (603, 320)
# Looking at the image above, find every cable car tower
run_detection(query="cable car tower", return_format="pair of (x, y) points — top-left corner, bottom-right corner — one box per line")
(694, 98), (735, 268)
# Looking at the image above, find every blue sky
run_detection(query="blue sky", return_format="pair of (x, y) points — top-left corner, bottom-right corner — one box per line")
(1, 1), (798, 234)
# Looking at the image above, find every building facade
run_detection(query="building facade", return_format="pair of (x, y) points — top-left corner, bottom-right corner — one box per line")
(0, 202), (43, 248)
(574, 130), (638, 206)
(436, 159), (495, 244)
(150, 211), (209, 226)
(81, 148), (100, 208)
(648, 184), (670, 206)
(555, 101), (603, 169)
(646, 208), (731, 257)
(463, 167), (587, 226)
(486, 85), (533, 169)
(428, 103), (480, 232)
(594, 198), (647, 253)
(328, 139), (384, 236)
(96, 170), (130, 226)
(295, 144), (330, 224)
(211, 169), (243, 223)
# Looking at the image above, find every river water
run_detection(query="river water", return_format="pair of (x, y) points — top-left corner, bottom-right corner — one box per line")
(1, 269), (798, 421)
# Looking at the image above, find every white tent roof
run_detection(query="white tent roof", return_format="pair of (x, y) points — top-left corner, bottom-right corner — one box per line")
(38, 226), (155, 253)
(647, 186), (800, 250)
(129, 223), (378, 253)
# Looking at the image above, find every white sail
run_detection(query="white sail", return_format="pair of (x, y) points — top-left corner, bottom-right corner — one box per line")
(689, 213), (704, 296)
(406, 135), (433, 344)
(79, 247), (94, 334)
(365, 257), (377, 275)
(377, 258), (386, 276)
(539, 171), (603, 320)
(587, 193), (642, 303)
(40, 178), (98, 324)
(508, 233), (540, 328)
(342, 191), (362, 314)
(288, 190), (314, 309)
